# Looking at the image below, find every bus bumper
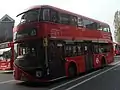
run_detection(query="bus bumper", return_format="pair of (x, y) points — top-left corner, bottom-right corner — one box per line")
(13, 65), (49, 82)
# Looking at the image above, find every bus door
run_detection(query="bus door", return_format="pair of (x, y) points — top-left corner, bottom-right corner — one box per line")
(84, 42), (94, 71)
(48, 41), (65, 78)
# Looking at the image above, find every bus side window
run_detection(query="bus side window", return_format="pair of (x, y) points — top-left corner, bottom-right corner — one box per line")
(77, 17), (84, 27)
(83, 19), (93, 29)
(97, 24), (102, 31)
(69, 45), (73, 56)
(50, 9), (59, 23)
(73, 45), (77, 56)
(60, 13), (70, 25)
(70, 15), (77, 26)
(94, 45), (99, 54)
(83, 19), (98, 30)
(91, 22), (98, 30)
(77, 44), (83, 55)
(104, 45), (110, 52)
(65, 45), (69, 56)
(42, 8), (50, 21)
(65, 45), (71, 56)
(99, 44), (110, 53)
(102, 25), (110, 32)
(65, 45), (72, 57)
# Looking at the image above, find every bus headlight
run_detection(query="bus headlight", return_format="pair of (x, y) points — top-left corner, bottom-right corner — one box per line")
(36, 71), (42, 77)
(30, 29), (36, 36)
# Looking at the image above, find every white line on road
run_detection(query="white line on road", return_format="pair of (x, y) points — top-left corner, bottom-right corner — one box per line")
(109, 60), (120, 65)
(66, 63), (120, 90)
(50, 60), (120, 90)
(50, 69), (101, 90)
(0, 61), (118, 87)
(0, 80), (15, 84)
(0, 70), (13, 73)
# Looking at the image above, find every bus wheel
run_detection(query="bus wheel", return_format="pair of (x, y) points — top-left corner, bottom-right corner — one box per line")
(68, 63), (77, 77)
(101, 57), (106, 68)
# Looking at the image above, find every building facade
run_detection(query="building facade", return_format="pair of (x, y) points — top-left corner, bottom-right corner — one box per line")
(0, 14), (14, 43)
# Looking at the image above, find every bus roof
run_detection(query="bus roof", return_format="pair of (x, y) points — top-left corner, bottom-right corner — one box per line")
(20, 5), (109, 26)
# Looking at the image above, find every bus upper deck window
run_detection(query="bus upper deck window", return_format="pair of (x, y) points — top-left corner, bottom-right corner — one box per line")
(43, 9), (50, 21)
(78, 17), (84, 27)
(97, 24), (102, 31)
(51, 10), (59, 23)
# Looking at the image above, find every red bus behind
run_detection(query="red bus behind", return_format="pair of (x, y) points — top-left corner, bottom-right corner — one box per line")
(0, 42), (14, 72)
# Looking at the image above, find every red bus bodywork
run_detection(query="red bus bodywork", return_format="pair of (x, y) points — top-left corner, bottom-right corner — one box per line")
(114, 42), (120, 55)
(0, 42), (14, 72)
(13, 5), (114, 82)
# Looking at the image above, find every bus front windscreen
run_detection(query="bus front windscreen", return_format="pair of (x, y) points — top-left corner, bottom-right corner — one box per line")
(19, 9), (39, 23)
(18, 42), (37, 57)
(15, 40), (45, 68)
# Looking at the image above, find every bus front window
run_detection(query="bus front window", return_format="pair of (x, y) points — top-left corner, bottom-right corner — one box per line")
(15, 40), (45, 68)
(18, 42), (37, 57)
(20, 9), (39, 23)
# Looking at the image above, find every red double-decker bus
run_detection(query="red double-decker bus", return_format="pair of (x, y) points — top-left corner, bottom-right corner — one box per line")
(13, 5), (114, 82)
(0, 42), (14, 72)
(114, 42), (120, 55)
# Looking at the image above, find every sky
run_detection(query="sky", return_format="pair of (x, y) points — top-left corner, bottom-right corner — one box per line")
(0, 0), (120, 41)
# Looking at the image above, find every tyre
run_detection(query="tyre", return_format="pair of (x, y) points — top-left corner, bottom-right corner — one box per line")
(101, 57), (106, 68)
(68, 64), (77, 77)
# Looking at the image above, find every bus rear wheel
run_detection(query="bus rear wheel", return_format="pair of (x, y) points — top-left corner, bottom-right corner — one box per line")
(68, 64), (77, 77)
(101, 57), (106, 68)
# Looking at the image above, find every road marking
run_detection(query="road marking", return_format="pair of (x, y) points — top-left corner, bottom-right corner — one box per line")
(110, 60), (120, 65)
(50, 60), (120, 90)
(66, 63), (120, 90)
(114, 56), (120, 58)
(0, 70), (13, 73)
(50, 69), (101, 90)
(0, 80), (15, 84)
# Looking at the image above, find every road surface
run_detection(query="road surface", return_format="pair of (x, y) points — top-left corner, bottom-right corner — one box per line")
(0, 56), (119, 90)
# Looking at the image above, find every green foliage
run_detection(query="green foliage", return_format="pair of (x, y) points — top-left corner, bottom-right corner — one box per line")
(114, 11), (120, 42)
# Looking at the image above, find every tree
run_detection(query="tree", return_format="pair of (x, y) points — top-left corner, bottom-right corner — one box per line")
(114, 11), (120, 42)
